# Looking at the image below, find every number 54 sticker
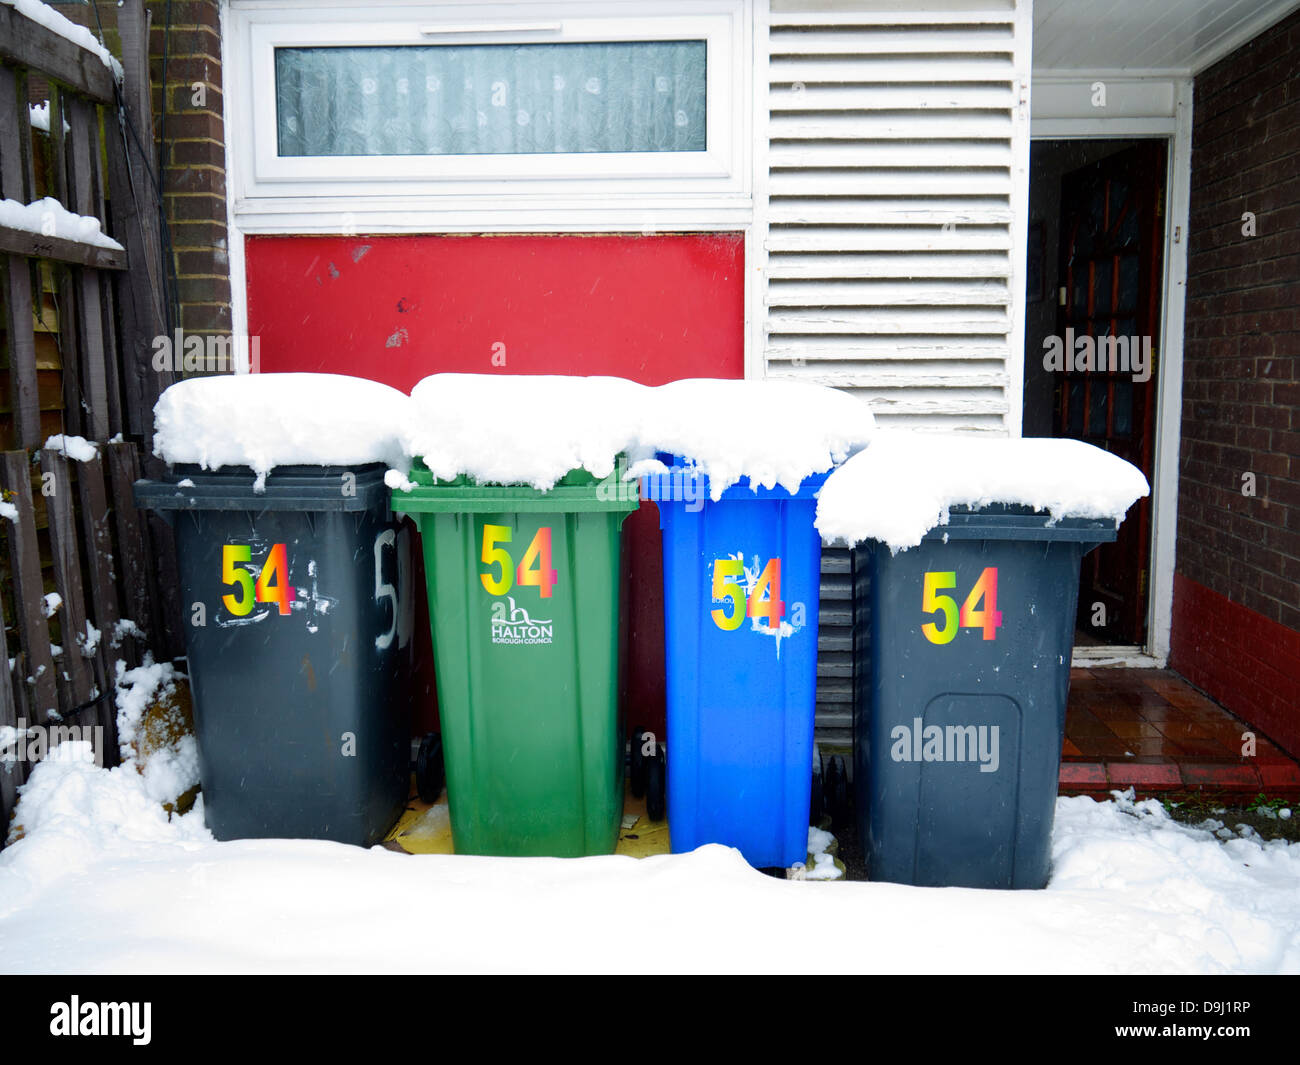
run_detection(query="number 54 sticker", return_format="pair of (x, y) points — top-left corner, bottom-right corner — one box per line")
(480, 524), (558, 598)
(922, 567), (1002, 644)
(223, 543), (292, 616)
(711, 557), (783, 631)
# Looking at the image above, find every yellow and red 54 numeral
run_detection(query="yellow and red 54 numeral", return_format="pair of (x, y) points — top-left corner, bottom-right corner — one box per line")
(711, 557), (784, 631)
(480, 524), (558, 598)
(222, 543), (292, 616)
(921, 566), (1002, 644)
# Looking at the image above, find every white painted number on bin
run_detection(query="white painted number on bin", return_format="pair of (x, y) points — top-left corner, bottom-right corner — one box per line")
(373, 527), (413, 651)
(396, 524), (414, 649)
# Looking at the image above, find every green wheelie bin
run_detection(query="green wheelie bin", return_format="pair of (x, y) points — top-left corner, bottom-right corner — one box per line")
(393, 463), (638, 857)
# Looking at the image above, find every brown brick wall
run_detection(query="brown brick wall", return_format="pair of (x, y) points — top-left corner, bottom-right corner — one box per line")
(1176, 8), (1300, 634)
(148, 0), (232, 345)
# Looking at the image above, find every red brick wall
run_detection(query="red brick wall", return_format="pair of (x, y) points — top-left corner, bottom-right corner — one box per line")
(1171, 9), (1300, 757)
(1173, 575), (1300, 757)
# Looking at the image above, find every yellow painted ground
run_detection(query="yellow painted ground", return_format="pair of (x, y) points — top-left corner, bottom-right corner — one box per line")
(385, 778), (673, 857)
(385, 777), (845, 879)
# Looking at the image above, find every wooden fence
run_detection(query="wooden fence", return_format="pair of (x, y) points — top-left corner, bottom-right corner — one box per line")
(0, 1), (182, 836)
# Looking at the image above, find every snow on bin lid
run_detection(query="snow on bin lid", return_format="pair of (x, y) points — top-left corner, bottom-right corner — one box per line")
(153, 373), (412, 488)
(405, 374), (876, 495)
(632, 378), (875, 499)
(406, 373), (652, 490)
(814, 431), (1150, 552)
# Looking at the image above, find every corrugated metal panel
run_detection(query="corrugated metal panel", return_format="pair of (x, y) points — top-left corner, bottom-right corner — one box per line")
(763, 5), (1031, 749)
(817, 545), (854, 751)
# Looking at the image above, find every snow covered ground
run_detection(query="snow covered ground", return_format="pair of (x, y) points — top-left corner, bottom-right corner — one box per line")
(0, 744), (1295, 974)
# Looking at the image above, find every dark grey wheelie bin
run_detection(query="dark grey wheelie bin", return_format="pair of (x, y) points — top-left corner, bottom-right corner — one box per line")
(135, 463), (413, 845)
(853, 504), (1116, 889)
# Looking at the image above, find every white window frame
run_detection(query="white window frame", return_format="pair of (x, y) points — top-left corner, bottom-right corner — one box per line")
(222, 0), (758, 389)
(227, 1), (750, 209)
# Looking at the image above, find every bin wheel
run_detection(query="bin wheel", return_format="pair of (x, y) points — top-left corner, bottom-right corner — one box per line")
(827, 755), (849, 827)
(809, 751), (824, 825)
(645, 749), (666, 822)
(416, 732), (444, 804)
(629, 725), (649, 799)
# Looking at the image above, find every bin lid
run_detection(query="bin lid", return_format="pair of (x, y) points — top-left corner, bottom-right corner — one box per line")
(134, 462), (391, 513)
(390, 459), (640, 514)
(815, 431), (1148, 550)
(405, 373), (649, 494)
(917, 504), (1118, 544)
(641, 453), (828, 503)
(153, 373), (411, 483)
(634, 379), (873, 499)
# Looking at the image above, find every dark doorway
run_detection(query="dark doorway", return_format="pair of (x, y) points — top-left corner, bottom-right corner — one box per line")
(1023, 139), (1167, 649)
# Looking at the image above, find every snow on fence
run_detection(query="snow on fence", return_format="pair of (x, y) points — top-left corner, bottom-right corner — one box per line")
(0, 2), (182, 840)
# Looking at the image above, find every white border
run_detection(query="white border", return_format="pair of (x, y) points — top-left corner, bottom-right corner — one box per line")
(746, 0), (768, 382)
(225, 0), (753, 230)
(246, 14), (736, 189)
(1031, 74), (1193, 666)
(1004, 0), (1033, 435)
(1147, 78), (1193, 666)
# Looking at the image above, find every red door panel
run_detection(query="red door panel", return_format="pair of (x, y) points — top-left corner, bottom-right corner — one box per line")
(245, 233), (744, 387)
(244, 233), (746, 741)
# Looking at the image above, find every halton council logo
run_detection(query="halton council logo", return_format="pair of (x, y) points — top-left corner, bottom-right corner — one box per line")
(490, 596), (554, 645)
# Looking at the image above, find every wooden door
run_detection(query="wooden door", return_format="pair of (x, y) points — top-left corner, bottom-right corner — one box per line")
(1055, 143), (1165, 646)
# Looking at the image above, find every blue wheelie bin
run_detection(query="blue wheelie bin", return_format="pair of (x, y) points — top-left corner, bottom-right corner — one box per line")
(644, 459), (824, 869)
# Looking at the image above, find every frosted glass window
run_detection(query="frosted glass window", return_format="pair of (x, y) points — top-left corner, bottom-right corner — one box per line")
(275, 41), (707, 157)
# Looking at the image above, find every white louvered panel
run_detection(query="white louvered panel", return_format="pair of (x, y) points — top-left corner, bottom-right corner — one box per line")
(769, 25), (1015, 54)
(768, 251), (1011, 279)
(761, 5), (1026, 430)
(766, 337), (1008, 359)
(770, 56), (1015, 83)
(767, 367), (1011, 389)
(769, 142), (1013, 168)
(760, 4), (1032, 750)
(846, 387), (1007, 414)
(768, 307), (1008, 334)
(766, 225), (1011, 251)
(770, 170), (1010, 196)
(770, 111), (1012, 139)
(769, 200), (1013, 224)
(769, 83), (1014, 110)
(768, 277), (1008, 305)
(770, 7), (1014, 27)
